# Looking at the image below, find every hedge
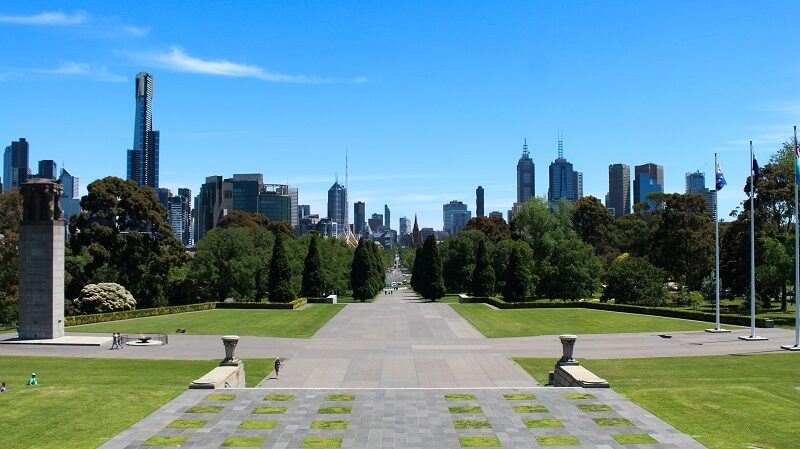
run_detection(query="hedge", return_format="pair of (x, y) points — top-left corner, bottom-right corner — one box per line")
(216, 298), (307, 310)
(65, 302), (216, 326)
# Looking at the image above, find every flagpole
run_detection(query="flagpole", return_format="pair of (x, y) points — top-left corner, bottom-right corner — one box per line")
(741, 141), (767, 341)
(782, 126), (800, 350)
(707, 153), (729, 333)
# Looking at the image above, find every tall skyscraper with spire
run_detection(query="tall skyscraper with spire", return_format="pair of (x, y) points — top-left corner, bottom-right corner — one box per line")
(516, 139), (535, 203)
(327, 177), (347, 235)
(127, 72), (160, 189)
(548, 137), (581, 205)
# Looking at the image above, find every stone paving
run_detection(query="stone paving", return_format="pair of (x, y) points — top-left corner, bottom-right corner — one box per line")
(101, 387), (704, 449)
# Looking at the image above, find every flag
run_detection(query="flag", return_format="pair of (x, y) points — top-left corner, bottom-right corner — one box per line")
(715, 164), (727, 190)
(752, 157), (760, 191)
(795, 137), (800, 179)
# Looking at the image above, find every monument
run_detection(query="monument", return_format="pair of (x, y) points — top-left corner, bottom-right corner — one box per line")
(17, 179), (65, 340)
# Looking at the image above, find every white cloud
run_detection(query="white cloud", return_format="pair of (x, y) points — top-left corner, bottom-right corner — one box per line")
(0, 11), (87, 25)
(762, 100), (800, 117)
(36, 62), (126, 82)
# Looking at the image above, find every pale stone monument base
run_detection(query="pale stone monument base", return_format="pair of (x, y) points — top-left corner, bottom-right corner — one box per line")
(704, 328), (732, 333)
(0, 335), (110, 346)
(780, 344), (800, 351)
(738, 335), (769, 341)
(189, 364), (246, 389)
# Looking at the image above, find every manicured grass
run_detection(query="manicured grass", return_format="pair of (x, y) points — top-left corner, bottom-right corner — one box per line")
(523, 418), (564, 428)
(324, 394), (355, 401)
(503, 393), (536, 400)
(515, 353), (800, 449)
(239, 420), (278, 429)
(576, 404), (613, 412)
(253, 406), (287, 414)
(167, 419), (207, 428)
(612, 433), (658, 444)
(448, 405), (482, 414)
(301, 436), (343, 448)
(594, 417), (633, 426)
(264, 394), (296, 401)
(311, 420), (348, 429)
(445, 393), (476, 401)
(450, 304), (709, 337)
(453, 419), (491, 429)
(68, 305), (345, 338)
(221, 436), (265, 447)
(563, 393), (595, 400)
(186, 405), (224, 413)
(318, 406), (352, 414)
(205, 393), (236, 401)
(458, 436), (502, 447)
(143, 436), (189, 446)
(513, 405), (548, 413)
(537, 435), (580, 446)
(423, 294), (462, 303)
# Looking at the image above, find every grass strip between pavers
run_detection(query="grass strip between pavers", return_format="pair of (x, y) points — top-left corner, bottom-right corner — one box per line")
(459, 436), (502, 447)
(513, 405), (548, 413)
(301, 436), (343, 448)
(445, 393), (477, 401)
(537, 435), (581, 446)
(167, 419), (206, 428)
(594, 417), (634, 427)
(612, 433), (658, 444)
(448, 405), (482, 414)
(143, 436), (188, 446)
(204, 393), (236, 401)
(318, 406), (352, 414)
(264, 394), (296, 401)
(563, 392), (595, 400)
(453, 420), (491, 429)
(185, 405), (224, 413)
(253, 406), (288, 414)
(503, 393), (536, 400)
(523, 418), (564, 428)
(324, 394), (356, 401)
(221, 436), (265, 447)
(577, 404), (613, 412)
(311, 420), (348, 430)
(239, 420), (278, 429)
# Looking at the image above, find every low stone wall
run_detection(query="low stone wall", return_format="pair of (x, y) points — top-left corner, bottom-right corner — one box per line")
(189, 364), (246, 389)
(553, 364), (609, 388)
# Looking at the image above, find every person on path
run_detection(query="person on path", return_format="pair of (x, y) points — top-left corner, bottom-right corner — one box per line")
(111, 333), (118, 349)
(274, 358), (282, 380)
(27, 373), (37, 385)
(117, 332), (124, 349)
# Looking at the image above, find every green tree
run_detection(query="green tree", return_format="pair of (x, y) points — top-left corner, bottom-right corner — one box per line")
(268, 233), (295, 302)
(417, 235), (445, 300)
(537, 234), (601, 300)
(602, 254), (667, 306)
(410, 247), (423, 292)
(351, 239), (376, 301)
(503, 244), (531, 301)
(608, 212), (652, 259)
(756, 236), (792, 310)
(571, 196), (613, 255)
(301, 234), (326, 297)
(470, 239), (495, 297)
(463, 216), (511, 242)
(217, 210), (269, 229)
(441, 230), (483, 293)
(0, 189), (22, 325)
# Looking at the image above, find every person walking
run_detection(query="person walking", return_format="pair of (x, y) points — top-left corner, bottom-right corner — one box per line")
(274, 358), (283, 380)
(111, 332), (119, 349)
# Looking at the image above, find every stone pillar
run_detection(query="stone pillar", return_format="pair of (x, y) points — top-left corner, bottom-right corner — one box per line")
(557, 334), (579, 366)
(221, 335), (241, 366)
(18, 179), (65, 340)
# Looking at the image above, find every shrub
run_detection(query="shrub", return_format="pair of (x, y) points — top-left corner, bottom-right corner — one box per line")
(602, 255), (666, 306)
(73, 283), (136, 314)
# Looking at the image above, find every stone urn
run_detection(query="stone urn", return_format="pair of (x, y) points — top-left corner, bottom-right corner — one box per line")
(557, 334), (579, 366)
(221, 335), (241, 366)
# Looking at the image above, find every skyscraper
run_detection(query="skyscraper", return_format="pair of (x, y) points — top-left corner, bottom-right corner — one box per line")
(399, 216), (410, 238)
(127, 72), (160, 189)
(327, 180), (347, 235)
(476, 186), (484, 217)
(195, 176), (232, 241)
(606, 163), (630, 218)
(516, 139), (535, 203)
(298, 205), (311, 222)
(3, 138), (29, 191)
(633, 163), (664, 211)
(58, 168), (81, 237)
(384, 205), (391, 229)
(354, 201), (366, 235)
(37, 160), (57, 179)
(685, 171), (717, 220)
(157, 187), (172, 211)
(443, 200), (471, 235)
(177, 188), (193, 246)
(548, 139), (580, 205)
(368, 213), (383, 232)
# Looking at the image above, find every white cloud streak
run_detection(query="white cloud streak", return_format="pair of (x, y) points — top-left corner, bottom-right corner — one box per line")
(0, 10), (147, 36)
(0, 11), (87, 25)
(36, 62), (126, 82)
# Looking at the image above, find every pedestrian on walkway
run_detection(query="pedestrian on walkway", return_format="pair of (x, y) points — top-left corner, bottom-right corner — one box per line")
(117, 332), (124, 349)
(111, 332), (119, 349)
(274, 358), (283, 380)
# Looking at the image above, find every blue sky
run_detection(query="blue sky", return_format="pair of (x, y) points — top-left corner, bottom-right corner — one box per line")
(2, 1), (799, 230)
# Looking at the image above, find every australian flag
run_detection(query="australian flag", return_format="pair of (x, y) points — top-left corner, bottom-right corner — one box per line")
(752, 157), (760, 191)
(715, 164), (727, 191)
(795, 137), (800, 179)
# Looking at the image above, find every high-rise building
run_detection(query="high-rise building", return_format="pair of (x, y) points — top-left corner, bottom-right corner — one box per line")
(177, 188), (193, 246)
(259, 184), (293, 223)
(231, 173), (262, 213)
(368, 213), (384, 232)
(37, 160), (57, 179)
(548, 139), (580, 205)
(633, 163), (664, 211)
(58, 168), (81, 237)
(354, 201), (366, 235)
(685, 171), (717, 220)
(157, 187), (172, 211)
(476, 186), (484, 217)
(127, 72), (160, 189)
(443, 200), (471, 235)
(606, 163), (630, 218)
(488, 211), (503, 219)
(327, 180), (347, 235)
(384, 205), (391, 229)
(3, 138), (30, 191)
(517, 139), (535, 203)
(195, 176), (232, 241)
(298, 204), (311, 221)
(288, 187), (298, 231)
(399, 216), (410, 237)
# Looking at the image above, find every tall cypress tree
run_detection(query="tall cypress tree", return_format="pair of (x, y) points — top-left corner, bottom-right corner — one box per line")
(420, 235), (446, 301)
(410, 246), (423, 293)
(351, 239), (374, 301)
(471, 239), (495, 297)
(503, 245), (530, 301)
(369, 243), (385, 293)
(301, 234), (325, 297)
(268, 233), (296, 302)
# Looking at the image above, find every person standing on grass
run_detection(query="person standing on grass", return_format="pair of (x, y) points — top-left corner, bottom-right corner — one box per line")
(274, 358), (282, 380)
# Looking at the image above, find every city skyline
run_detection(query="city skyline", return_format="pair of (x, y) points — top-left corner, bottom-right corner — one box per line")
(2, 3), (799, 229)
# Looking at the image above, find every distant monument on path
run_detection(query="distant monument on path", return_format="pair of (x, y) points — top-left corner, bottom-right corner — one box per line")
(17, 179), (65, 339)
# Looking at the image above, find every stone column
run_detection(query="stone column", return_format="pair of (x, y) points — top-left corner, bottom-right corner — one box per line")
(221, 335), (241, 366)
(557, 334), (579, 366)
(18, 179), (65, 340)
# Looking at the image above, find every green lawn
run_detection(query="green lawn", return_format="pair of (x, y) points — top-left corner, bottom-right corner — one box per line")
(515, 353), (800, 449)
(450, 304), (710, 337)
(67, 305), (345, 338)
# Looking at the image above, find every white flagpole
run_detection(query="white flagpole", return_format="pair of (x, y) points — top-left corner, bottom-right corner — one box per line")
(782, 126), (800, 350)
(707, 153), (729, 333)
(741, 141), (767, 340)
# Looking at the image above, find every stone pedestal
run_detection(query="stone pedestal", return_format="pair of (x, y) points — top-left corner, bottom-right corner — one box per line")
(17, 180), (65, 340)
(221, 335), (241, 366)
(557, 334), (579, 366)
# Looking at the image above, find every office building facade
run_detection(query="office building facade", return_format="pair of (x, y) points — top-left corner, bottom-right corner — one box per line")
(3, 138), (30, 191)
(38, 160), (57, 179)
(685, 171), (717, 220)
(443, 200), (471, 235)
(476, 186), (484, 217)
(548, 140), (581, 205)
(354, 201), (366, 235)
(327, 181), (347, 235)
(516, 139), (535, 203)
(384, 205), (391, 229)
(633, 163), (664, 211)
(127, 72), (160, 189)
(606, 163), (630, 218)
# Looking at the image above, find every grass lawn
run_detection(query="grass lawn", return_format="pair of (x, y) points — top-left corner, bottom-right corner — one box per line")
(515, 353), (800, 449)
(67, 305), (345, 338)
(451, 304), (710, 337)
